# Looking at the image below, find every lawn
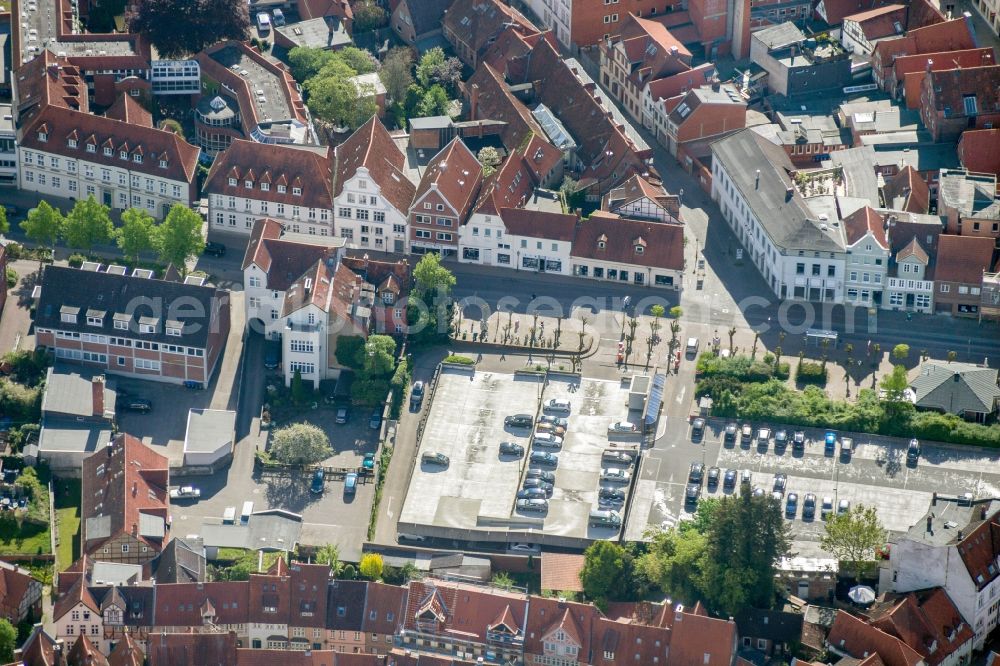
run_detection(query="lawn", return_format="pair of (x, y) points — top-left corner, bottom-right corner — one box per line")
(54, 479), (81, 572)
(0, 518), (50, 557)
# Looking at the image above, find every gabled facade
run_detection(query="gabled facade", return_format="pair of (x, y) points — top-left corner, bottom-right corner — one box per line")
(408, 139), (483, 256)
(390, 0), (450, 46)
(603, 174), (680, 223)
(842, 206), (890, 307)
(205, 140), (334, 237)
(442, 0), (538, 69)
(571, 212), (685, 289)
(934, 234), (998, 316)
(871, 16), (978, 94)
(662, 81), (747, 159)
(332, 116), (415, 254)
(841, 4), (908, 56)
(0, 561), (43, 624)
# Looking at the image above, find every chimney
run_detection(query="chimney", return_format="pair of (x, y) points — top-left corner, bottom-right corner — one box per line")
(932, 492), (937, 505)
(755, 169), (761, 189)
(958, 530), (963, 540)
(926, 58), (933, 72)
(711, 76), (721, 92)
(92, 375), (106, 417)
(926, 515), (933, 532)
(470, 83), (480, 121)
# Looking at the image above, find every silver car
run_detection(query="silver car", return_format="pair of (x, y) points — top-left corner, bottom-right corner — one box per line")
(516, 498), (549, 513)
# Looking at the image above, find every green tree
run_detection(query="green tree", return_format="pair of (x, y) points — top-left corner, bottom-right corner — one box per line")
(0, 206), (8, 236)
(22, 201), (63, 259)
(639, 524), (707, 604)
(415, 47), (462, 93)
(380, 47), (414, 102)
(821, 504), (887, 581)
(359, 553), (384, 580)
(287, 46), (338, 81)
(414, 252), (457, 300)
(291, 368), (307, 404)
(492, 571), (515, 590)
(335, 336), (366, 369)
(416, 84), (451, 118)
(580, 541), (626, 605)
(63, 196), (114, 251)
(269, 422), (330, 465)
(880, 364), (909, 412)
(352, 0), (387, 32)
(0, 618), (17, 662)
(315, 543), (342, 575)
(155, 204), (205, 272)
(116, 208), (157, 264)
(891, 344), (910, 362)
(669, 306), (683, 319)
(338, 46), (378, 74)
(361, 335), (397, 376)
(127, 0), (250, 58)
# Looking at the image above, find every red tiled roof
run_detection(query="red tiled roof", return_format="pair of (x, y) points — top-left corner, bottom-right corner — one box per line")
(402, 580), (528, 644)
(617, 13), (693, 79)
(107, 633), (144, 666)
(412, 138), (483, 220)
(340, 255), (412, 301)
(844, 206), (889, 248)
(828, 610), (924, 666)
(521, 134), (562, 184)
(17, 625), (62, 666)
(896, 236), (929, 264)
(571, 213), (684, 271)
(297, 0), (352, 21)
(154, 582), (250, 627)
(145, 631), (237, 666)
(935, 234), (996, 284)
(523, 596), (600, 658)
(334, 115), (415, 215)
(882, 166), (930, 214)
(52, 576), (100, 623)
(241, 219), (339, 292)
(237, 649), (369, 666)
(925, 65), (1000, 115)
(466, 62), (543, 153)
(874, 17), (976, 69)
(844, 4), (907, 40)
(499, 207), (578, 242)
(907, 0), (946, 29)
(205, 139), (334, 211)
(955, 512), (1000, 590)
(67, 634), (108, 666)
(866, 589), (973, 666)
(282, 258), (340, 317)
(668, 604), (737, 666)
(819, 0), (894, 26)
(889, 48), (994, 88)
(473, 148), (536, 216)
(361, 581), (407, 635)
(288, 562), (331, 628)
(443, 0), (538, 64)
(539, 552), (585, 592)
(105, 93), (153, 128)
(0, 562), (40, 620)
(958, 128), (1000, 177)
(80, 433), (169, 555)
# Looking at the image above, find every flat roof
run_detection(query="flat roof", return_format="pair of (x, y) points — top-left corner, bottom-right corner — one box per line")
(274, 17), (351, 50)
(207, 44), (296, 124)
(184, 409), (236, 454)
(38, 422), (112, 454)
(398, 369), (640, 548)
(41, 365), (116, 418)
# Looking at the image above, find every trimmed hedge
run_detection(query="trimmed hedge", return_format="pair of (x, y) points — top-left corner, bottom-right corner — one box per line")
(443, 354), (475, 365)
(795, 361), (828, 385)
(696, 352), (790, 381)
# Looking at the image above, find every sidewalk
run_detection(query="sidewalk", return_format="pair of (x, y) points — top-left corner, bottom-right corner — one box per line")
(453, 309), (595, 352)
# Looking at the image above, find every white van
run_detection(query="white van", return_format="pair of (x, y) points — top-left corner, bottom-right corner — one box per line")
(685, 337), (699, 356)
(223, 506), (237, 524)
(240, 501), (254, 524)
(256, 12), (271, 33)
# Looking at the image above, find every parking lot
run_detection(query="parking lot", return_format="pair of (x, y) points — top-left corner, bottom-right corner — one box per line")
(397, 367), (643, 549)
(627, 420), (1000, 556)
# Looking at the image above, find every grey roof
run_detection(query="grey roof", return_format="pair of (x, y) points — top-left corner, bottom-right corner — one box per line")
(910, 362), (1000, 416)
(139, 513), (166, 539)
(41, 365), (116, 419)
(38, 422), (112, 454)
(274, 17), (351, 50)
(735, 609), (804, 642)
(151, 537), (206, 584)
(36, 265), (224, 348)
(325, 580), (367, 631)
(184, 409), (236, 454)
(870, 143), (959, 173)
(711, 129), (845, 253)
(905, 499), (999, 546)
(91, 562), (143, 586)
(408, 115), (453, 130)
(826, 147), (881, 208)
(404, 0), (451, 37)
(201, 509), (302, 551)
(86, 514), (112, 541)
(753, 22), (806, 50)
(938, 170), (1000, 219)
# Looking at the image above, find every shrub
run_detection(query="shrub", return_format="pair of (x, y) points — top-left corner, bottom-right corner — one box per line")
(796, 361), (827, 385)
(341, 564), (357, 580)
(335, 336), (365, 370)
(696, 352), (788, 381)
(67, 253), (87, 268)
(2, 243), (22, 261)
(388, 357), (412, 419)
(443, 354), (475, 365)
(5, 268), (16, 288)
(0, 380), (41, 422)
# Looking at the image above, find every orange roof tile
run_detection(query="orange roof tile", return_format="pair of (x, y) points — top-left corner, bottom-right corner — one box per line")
(935, 234), (996, 284)
(540, 553), (585, 592)
(828, 610), (924, 666)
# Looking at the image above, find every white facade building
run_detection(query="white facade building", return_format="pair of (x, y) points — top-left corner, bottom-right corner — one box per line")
(841, 207), (889, 308)
(521, 0), (572, 47)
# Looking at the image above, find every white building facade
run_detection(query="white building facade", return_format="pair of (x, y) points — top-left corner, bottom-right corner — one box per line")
(334, 166), (409, 254)
(844, 233), (889, 307)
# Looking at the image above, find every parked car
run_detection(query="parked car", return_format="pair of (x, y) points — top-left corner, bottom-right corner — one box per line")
(691, 418), (706, 437)
(499, 441), (525, 457)
(757, 428), (771, 448)
(264, 342), (281, 370)
(775, 430), (788, 450)
(602, 450), (635, 465)
(741, 469), (752, 486)
(529, 451), (559, 467)
(773, 473), (787, 495)
(516, 498), (548, 513)
(538, 415), (568, 428)
(707, 466), (720, 488)
(310, 469), (324, 494)
(688, 462), (704, 484)
(409, 381), (425, 409)
(533, 432), (563, 449)
(752, 487), (765, 498)
(536, 422), (566, 436)
(344, 472), (358, 495)
(169, 486), (201, 500)
(608, 421), (637, 434)
(821, 496), (834, 519)
(599, 487), (625, 501)
(838, 499), (851, 515)
(723, 468), (737, 490)
(824, 431), (837, 455)
(785, 492), (798, 517)
(361, 453), (375, 471)
(203, 241), (227, 257)
(907, 438), (921, 466)
(685, 337), (699, 356)
(526, 468), (555, 482)
(508, 543), (538, 552)
(421, 452), (450, 466)
(517, 487), (549, 500)
(685, 483), (701, 504)
(543, 398), (571, 413)
(803, 493), (816, 519)
(505, 414), (534, 428)
(600, 468), (631, 483)
(840, 437), (853, 460)
(724, 423), (737, 443)
(369, 409), (382, 430)
(792, 431), (806, 452)
(522, 478), (554, 493)
(335, 406), (350, 424)
(122, 398), (152, 413)
(740, 423), (753, 445)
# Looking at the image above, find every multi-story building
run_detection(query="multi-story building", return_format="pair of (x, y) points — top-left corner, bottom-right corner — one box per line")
(0, 562), (42, 625)
(871, 16), (978, 94)
(34, 265), (231, 385)
(920, 65), (1000, 142)
(461, 206), (577, 274)
(958, 128), (1000, 179)
(885, 236), (935, 313)
(520, 0), (685, 49)
(841, 206), (889, 308)
(641, 63), (717, 142)
(81, 433), (169, 565)
(390, 0), (451, 46)
(332, 116), (415, 254)
(15, 52), (200, 218)
(603, 174), (680, 223)
(662, 81), (746, 161)
(0, 103), (18, 184)
(840, 4), (908, 55)
(880, 47), (994, 106)
(937, 168), (1000, 238)
(409, 138), (483, 256)
(934, 234), (998, 317)
(571, 212), (685, 288)
(712, 129), (847, 303)
(205, 139), (334, 237)
(442, 0), (538, 69)
(750, 22), (852, 97)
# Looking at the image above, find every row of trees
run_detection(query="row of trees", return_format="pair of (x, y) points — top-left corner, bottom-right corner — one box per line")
(21, 198), (205, 270)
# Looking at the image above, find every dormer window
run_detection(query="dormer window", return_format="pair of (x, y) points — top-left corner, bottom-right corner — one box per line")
(228, 177), (237, 186)
(277, 185), (286, 194)
(37, 131), (47, 142)
(292, 187), (302, 196)
(60, 306), (79, 324)
(159, 159), (168, 168)
(166, 325), (182, 337)
(120, 150), (128, 160)
(68, 139), (78, 148)
(87, 313), (104, 326)
(635, 245), (644, 254)
(598, 241), (606, 249)
(104, 147), (113, 156)
(381, 291), (395, 305)
(138, 316), (158, 334)
(261, 183), (269, 191)
(133, 154), (142, 164)
(114, 319), (128, 330)
(87, 144), (96, 153)
(245, 180), (253, 189)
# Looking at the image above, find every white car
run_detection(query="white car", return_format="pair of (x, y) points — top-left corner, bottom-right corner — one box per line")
(600, 468), (631, 483)
(169, 486), (201, 500)
(544, 398), (571, 413)
(608, 421), (637, 434)
(533, 432), (563, 449)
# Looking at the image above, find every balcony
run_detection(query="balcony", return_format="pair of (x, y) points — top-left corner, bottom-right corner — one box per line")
(285, 321), (320, 333)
